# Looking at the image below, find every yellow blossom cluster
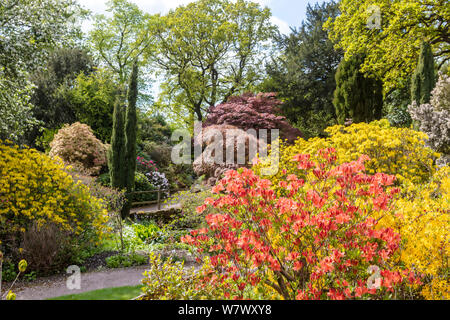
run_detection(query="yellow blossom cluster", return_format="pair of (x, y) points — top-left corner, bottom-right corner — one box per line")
(0, 140), (110, 246)
(255, 120), (439, 187)
(376, 166), (449, 300)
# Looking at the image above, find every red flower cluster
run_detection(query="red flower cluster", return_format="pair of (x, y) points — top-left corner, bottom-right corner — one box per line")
(136, 156), (158, 172)
(182, 148), (420, 300)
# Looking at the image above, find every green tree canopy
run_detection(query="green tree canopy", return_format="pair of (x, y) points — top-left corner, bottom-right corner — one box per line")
(137, 114), (172, 145)
(0, 0), (86, 78)
(325, 0), (449, 93)
(70, 68), (119, 143)
(0, 0), (87, 142)
(260, 1), (343, 138)
(27, 48), (95, 143)
(89, 0), (155, 84)
(152, 0), (276, 125)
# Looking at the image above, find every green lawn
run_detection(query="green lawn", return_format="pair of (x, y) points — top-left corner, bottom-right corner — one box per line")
(48, 285), (143, 300)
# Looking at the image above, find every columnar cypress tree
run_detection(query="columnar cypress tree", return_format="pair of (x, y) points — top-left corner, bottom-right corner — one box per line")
(122, 61), (139, 218)
(109, 94), (127, 189)
(125, 61), (138, 192)
(411, 42), (436, 105)
(333, 55), (383, 125)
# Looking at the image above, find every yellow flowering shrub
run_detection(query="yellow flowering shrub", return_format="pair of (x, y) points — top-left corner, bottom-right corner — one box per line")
(376, 166), (449, 300)
(253, 121), (447, 299)
(255, 120), (439, 187)
(0, 140), (110, 258)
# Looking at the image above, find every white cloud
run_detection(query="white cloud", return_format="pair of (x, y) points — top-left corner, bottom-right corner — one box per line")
(77, 0), (107, 14)
(270, 16), (290, 35)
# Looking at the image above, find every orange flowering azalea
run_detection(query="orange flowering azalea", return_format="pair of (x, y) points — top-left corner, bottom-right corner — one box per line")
(184, 149), (421, 300)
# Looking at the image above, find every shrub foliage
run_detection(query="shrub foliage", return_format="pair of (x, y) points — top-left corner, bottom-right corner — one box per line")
(0, 141), (110, 271)
(49, 122), (107, 175)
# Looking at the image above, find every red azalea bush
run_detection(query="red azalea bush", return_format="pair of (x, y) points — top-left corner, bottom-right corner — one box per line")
(182, 148), (422, 300)
(136, 156), (159, 173)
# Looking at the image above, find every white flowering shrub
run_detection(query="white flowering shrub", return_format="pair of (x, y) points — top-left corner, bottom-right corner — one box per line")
(146, 171), (170, 197)
(408, 74), (450, 161)
(408, 102), (450, 152)
(0, 76), (38, 141)
(430, 73), (450, 112)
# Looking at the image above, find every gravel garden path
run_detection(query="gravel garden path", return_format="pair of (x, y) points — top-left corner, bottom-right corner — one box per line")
(13, 265), (150, 300)
(11, 249), (198, 300)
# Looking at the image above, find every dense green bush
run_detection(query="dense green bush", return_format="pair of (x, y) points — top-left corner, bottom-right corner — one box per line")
(295, 110), (337, 139)
(132, 221), (161, 243)
(96, 172), (111, 187)
(35, 127), (60, 153)
(73, 174), (126, 215)
(157, 186), (219, 245)
(1, 261), (18, 282)
(106, 253), (147, 268)
(132, 172), (157, 203)
(139, 141), (171, 169)
(386, 105), (412, 128)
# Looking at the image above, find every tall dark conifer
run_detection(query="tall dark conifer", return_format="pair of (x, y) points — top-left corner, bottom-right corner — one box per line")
(109, 93), (126, 189)
(125, 61), (138, 192)
(411, 42), (436, 105)
(333, 55), (383, 125)
(261, 1), (343, 125)
(122, 61), (139, 218)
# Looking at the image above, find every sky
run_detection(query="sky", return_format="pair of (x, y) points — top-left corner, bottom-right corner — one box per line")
(77, 0), (327, 35)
